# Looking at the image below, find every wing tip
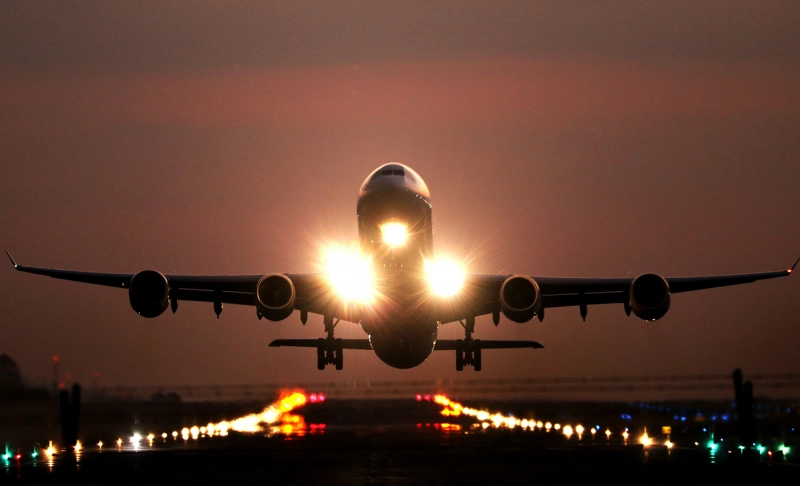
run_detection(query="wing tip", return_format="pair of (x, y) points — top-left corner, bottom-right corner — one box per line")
(790, 256), (800, 273)
(5, 251), (17, 269)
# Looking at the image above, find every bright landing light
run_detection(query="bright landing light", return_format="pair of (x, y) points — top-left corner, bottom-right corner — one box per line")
(426, 259), (465, 297)
(380, 222), (409, 247)
(324, 246), (374, 302)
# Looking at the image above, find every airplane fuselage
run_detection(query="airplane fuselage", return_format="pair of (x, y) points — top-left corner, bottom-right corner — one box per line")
(356, 163), (439, 368)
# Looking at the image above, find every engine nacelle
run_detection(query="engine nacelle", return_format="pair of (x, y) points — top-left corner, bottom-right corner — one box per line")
(500, 275), (542, 323)
(128, 270), (169, 318)
(629, 273), (671, 321)
(256, 274), (296, 321)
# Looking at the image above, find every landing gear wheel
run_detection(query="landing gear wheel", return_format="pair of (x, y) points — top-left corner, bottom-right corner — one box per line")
(334, 338), (344, 370)
(316, 338), (326, 370)
(455, 340), (464, 371)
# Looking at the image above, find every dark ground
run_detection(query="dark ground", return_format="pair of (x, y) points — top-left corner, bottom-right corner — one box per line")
(2, 398), (799, 484)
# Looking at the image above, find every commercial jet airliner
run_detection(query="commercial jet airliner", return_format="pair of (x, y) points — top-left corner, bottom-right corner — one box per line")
(7, 164), (798, 371)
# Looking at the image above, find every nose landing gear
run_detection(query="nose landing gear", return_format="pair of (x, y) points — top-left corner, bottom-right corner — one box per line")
(455, 316), (482, 371)
(316, 316), (344, 370)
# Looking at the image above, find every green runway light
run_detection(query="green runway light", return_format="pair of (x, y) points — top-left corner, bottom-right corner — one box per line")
(707, 441), (718, 452)
(31, 448), (38, 458)
(779, 445), (790, 455)
(1, 446), (10, 461)
(757, 445), (766, 454)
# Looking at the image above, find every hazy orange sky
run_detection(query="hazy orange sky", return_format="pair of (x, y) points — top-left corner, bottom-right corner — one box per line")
(1, 1), (798, 392)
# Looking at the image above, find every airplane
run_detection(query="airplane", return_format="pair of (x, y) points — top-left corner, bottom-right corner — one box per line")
(6, 163), (798, 371)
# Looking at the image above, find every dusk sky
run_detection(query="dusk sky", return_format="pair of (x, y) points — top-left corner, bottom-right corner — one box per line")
(1, 1), (799, 393)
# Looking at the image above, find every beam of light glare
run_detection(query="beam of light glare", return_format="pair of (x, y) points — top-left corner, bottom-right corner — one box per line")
(380, 222), (409, 247)
(425, 259), (465, 297)
(179, 390), (311, 439)
(323, 245), (374, 303)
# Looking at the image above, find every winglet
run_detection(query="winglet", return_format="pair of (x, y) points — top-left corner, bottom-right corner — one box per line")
(5, 251), (18, 269)
(790, 256), (800, 273)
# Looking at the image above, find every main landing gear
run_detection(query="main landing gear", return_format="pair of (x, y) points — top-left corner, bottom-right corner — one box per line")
(455, 316), (482, 372)
(317, 315), (344, 370)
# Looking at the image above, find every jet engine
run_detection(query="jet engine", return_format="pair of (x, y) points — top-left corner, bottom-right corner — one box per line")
(256, 274), (296, 321)
(499, 275), (542, 323)
(629, 273), (671, 321)
(128, 270), (170, 318)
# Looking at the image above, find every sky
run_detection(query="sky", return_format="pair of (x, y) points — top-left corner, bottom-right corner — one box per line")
(1, 1), (799, 396)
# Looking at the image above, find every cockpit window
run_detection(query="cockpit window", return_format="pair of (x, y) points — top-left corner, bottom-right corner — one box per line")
(378, 168), (405, 177)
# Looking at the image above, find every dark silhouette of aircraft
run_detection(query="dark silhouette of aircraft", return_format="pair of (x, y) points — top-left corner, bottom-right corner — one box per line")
(7, 164), (798, 371)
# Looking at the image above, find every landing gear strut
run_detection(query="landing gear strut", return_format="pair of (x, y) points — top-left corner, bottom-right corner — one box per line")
(455, 316), (482, 371)
(316, 315), (344, 370)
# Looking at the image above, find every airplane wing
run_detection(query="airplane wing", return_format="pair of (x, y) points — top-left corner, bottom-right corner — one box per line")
(5, 251), (354, 321)
(7, 251), (796, 324)
(440, 257), (798, 324)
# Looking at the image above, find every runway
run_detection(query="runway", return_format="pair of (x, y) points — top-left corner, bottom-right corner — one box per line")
(2, 395), (799, 484)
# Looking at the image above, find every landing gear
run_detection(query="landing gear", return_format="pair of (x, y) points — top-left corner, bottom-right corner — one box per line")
(316, 316), (344, 370)
(455, 316), (482, 371)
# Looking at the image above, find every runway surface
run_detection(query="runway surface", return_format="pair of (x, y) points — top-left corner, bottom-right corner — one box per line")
(2, 395), (799, 484)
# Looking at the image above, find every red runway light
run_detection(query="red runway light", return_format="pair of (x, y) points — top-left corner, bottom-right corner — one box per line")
(424, 394), (431, 401)
(318, 393), (325, 402)
(416, 394), (422, 401)
(310, 394), (317, 403)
